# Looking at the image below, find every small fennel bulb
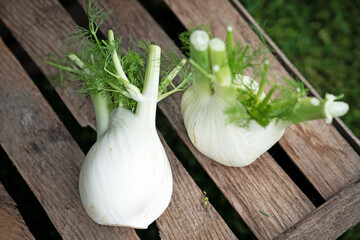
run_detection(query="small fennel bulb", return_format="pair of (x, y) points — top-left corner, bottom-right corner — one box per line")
(181, 28), (349, 167)
(182, 82), (285, 167)
(45, 1), (190, 228)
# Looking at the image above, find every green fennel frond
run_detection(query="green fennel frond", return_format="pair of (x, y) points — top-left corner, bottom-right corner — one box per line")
(227, 65), (309, 127)
(156, 47), (192, 101)
(44, 0), (190, 112)
(43, 0), (141, 109)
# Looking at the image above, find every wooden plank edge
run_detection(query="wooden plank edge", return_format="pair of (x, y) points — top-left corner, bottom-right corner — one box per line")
(228, 0), (360, 154)
(0, 182), (35, 240)
(157, 133), (237, 239)
(274, 177), (360, 240)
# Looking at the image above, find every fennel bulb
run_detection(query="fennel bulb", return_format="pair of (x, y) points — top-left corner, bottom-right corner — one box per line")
(45, 1), (190, 228)
(79, 108), (172, 228)
(182, 84), (285, 167)
(181, 28), (349, 167)
(78, 44), (174, 228)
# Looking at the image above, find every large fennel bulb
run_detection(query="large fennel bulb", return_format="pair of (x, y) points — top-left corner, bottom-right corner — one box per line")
(79, 108), (172, 228)
(181, 28), (349, 167)
(76, 41), (184, 228)
(46, 6), (190, 228)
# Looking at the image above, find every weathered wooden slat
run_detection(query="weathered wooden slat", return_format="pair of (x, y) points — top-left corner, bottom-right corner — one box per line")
(158, 134), (236, 239)
(0, 39), (139, 240)
(0, 0), (95, 130)
(228, 0), (360, 155)
(163, 0), (360, 200)
(92, 1), (316, 239)
(0, 182), (34, 240)
(275, 177), (360, 240)
(0, 1), (236, 238)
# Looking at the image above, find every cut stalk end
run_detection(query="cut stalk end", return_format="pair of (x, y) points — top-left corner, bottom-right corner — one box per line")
(190, 30), (210, 51)
(209, 38), (226, 52)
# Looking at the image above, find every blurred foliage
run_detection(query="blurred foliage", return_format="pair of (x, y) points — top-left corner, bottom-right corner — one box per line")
(241, 0), (360, 137)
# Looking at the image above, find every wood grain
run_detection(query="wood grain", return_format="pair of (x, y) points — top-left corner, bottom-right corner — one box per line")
(0, 39), (139, 240)
(158, 134), (236, 239)
(0, 0), (95, 130)
(229, 0), (360, 155)
(0, 0), (236, 239)
(163, 0), (360, 200)
(0, 182), (34, 240)
(92, 0), (315, 239)
(275, 177), (360, 240)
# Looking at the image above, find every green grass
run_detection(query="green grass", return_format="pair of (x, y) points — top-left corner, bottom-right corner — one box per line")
(241, 0), (360, 138)
(240, 0), (360, 238)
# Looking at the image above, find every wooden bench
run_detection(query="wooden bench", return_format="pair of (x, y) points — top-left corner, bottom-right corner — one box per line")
(0, 0), (359, 239)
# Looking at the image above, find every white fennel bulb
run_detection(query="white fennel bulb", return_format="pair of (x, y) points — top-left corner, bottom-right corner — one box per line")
(182, 86), (285, 167)
(79, 108), (172, 228)
(75, 41), (183, 228)
(77, 42), (176, 228)
(180, 28), (349, 167)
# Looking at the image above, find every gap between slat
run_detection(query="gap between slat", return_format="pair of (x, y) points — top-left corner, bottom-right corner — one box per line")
(0, 147), (61, 240)
(157, 110), (256, 239)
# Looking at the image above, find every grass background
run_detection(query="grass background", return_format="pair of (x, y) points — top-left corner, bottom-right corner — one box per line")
(241, 0), (360, 138)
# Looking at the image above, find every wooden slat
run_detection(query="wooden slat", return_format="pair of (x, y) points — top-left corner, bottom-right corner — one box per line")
(93, 1), (316, 239)
(0, 1), (236, 238)
(228, 0), (360, 155)
(158, 134), (236, 239)
(0, 0), (95, 130)
(163, 0), (360, 200)
(275, 177), (360, 240)
(0, 182), (34, 240)
(0, 39), (139, 240)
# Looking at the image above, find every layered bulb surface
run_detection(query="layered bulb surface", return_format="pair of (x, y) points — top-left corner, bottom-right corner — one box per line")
(44, 1), (192, 228)
(182, 86), (285, 167)
(79, 108), (172, 228)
